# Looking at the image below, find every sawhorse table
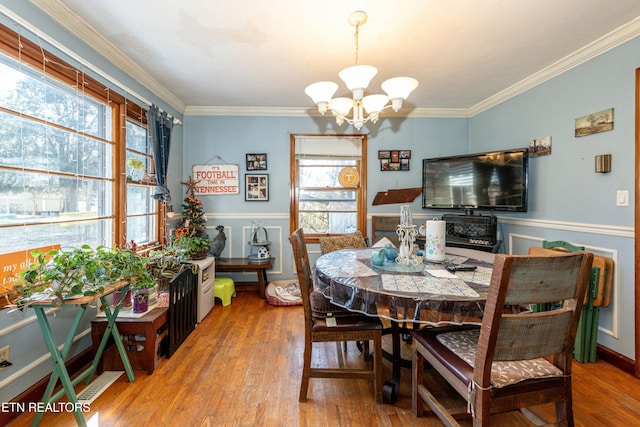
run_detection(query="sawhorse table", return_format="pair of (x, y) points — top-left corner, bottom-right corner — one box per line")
(215, 257), (273, 298)
(30, 283), (135, 427)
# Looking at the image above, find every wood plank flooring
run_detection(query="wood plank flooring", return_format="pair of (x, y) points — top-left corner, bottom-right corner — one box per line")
(9, 291), (640, 426)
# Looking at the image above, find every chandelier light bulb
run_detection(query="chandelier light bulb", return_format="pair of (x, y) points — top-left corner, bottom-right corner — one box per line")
(305, 81), (339, 114)
(362, 94), (390, 115)
(339, 65), (378, 100)
(329, 97), (354, 117)
(381, 77), (419, 111)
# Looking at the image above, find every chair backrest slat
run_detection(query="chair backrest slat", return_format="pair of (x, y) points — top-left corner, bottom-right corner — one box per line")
(503, 255), (587, 305)
(495, 310), (573, 360)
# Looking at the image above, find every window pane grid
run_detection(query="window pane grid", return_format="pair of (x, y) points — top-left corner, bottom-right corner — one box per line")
(0, 52), (113, 256)
(125, 120), (157, 246)
(292, 135), (366, 238)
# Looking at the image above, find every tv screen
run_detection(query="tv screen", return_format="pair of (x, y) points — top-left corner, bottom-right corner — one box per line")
(422, 148), (528, 212)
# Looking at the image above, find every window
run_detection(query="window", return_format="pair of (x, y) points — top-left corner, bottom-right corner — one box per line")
(0, 21), (161, 298)
(0, 55), (113, 255)
(290, 135), (367, 242)
(126, 120), (158, 247)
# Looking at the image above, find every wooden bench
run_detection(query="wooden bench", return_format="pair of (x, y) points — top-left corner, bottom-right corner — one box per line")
(215, 257), (273, 298)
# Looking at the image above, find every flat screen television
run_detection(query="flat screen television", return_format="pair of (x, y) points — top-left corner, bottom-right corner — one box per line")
(422, 148), (529, 212)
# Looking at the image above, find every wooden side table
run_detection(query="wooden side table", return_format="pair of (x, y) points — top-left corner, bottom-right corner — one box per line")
(91, 307), (168, 375)
(215, 257), (273, 298)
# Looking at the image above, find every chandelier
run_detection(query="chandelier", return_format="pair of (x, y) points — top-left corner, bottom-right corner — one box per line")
(305, 11), (418, 130)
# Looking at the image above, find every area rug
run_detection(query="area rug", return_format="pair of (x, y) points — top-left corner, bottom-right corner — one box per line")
(266, 280), (302, 306)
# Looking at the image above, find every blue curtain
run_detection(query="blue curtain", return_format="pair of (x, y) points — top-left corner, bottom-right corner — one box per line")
(147, 105), (173, 201)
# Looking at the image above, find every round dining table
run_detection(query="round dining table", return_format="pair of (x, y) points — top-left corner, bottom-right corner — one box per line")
(314, 247), (495, 403)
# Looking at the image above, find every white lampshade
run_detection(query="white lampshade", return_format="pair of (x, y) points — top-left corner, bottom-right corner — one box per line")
(339, 65), (377, 99)
(362, 94), (389, 115)
(329, 97), (354, 116)
(381, 77), (418, 105)
(305, 81), (339, 104)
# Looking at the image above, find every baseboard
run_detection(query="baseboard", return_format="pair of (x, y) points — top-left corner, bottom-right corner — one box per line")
(596, 344), (636, 376)
(0, 346), (94, 426)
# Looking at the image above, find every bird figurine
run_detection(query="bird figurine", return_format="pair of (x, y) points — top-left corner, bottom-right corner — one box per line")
(209, 225), (226, 257)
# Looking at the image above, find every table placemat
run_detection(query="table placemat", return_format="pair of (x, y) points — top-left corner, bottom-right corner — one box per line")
(315, 257), (378, 277)
(381, 274), (480, 297)
(455, 266), (493, 286)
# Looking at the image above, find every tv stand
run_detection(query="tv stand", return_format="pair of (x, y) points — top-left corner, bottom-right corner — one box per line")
(443, 213), (499, 253)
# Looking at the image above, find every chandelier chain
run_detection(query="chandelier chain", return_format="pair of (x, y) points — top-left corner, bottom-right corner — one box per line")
(354, 22), (360, 65)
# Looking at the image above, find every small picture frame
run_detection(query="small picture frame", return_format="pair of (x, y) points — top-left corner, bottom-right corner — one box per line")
(246, 153), (267, 171)
(245, 174), (269, 201)
(379, 149), (411, 171)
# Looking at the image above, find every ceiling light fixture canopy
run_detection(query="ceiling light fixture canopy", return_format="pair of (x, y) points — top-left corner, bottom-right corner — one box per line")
(305, 10), (418, 130)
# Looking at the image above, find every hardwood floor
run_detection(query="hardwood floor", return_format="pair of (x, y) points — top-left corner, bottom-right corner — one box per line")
(9, 291), (640, 426)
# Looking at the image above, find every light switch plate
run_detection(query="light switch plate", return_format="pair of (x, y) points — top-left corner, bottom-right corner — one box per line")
(616, 190), (629, 207)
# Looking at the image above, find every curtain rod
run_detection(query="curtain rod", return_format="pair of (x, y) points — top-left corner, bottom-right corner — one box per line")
(0, 6), (182, 126)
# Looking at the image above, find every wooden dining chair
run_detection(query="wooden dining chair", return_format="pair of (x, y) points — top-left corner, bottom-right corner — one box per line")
(412, 251), (593, 426)
(289, 228), (383, 403)
(318, 230), (370, 357)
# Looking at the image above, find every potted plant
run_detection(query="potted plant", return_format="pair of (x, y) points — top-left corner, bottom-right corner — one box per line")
(126, 157), (145, 181)
(147, 246), (189, 292)
(174, 231), (211, 260)
(13, 245), (151, 309)
(174, 233), (210, 260)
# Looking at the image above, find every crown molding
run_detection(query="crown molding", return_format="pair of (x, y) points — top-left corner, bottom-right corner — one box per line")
(27, 2), (640, 119)
(29, 0), (186, 113)
(468, 16), (640, 117)
(183, 105), (470, 118)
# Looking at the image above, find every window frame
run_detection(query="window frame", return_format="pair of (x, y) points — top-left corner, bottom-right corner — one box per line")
(0, 22), (165, 300)
(289, 134), (367, 244)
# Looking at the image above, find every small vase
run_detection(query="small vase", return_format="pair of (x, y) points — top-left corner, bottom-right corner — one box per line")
(133, 289), (149, 313)
(112, 289), (132, 308)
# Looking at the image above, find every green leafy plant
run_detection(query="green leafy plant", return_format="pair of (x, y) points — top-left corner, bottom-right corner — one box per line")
(147, 246), (188, 280)
(126, 157), (144, 171)
(14, 245), (153, 307)
(175, 235), (210, 260)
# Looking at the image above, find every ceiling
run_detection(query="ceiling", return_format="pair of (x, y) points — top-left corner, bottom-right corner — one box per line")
(27, 0), (640, 117)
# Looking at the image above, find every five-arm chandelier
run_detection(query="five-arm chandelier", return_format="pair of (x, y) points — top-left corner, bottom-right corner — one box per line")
(305, 11), (418, 130)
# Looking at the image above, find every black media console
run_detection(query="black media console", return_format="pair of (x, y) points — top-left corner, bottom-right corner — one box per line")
(442, 214), (500, 253)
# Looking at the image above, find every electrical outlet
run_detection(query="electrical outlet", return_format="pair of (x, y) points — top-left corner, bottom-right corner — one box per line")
(0, 345), (9, 364)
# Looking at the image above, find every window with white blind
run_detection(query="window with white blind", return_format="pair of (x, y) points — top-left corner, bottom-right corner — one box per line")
(290, 135), (367, 242)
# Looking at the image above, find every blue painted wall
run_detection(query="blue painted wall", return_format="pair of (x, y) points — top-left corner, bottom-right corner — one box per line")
(469, 36), (639, 358)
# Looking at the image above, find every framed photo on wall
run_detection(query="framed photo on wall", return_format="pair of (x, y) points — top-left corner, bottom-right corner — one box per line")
(379, 149), (411, 171)
(246, 153), (267, 170)
(245, 173), (269, 201)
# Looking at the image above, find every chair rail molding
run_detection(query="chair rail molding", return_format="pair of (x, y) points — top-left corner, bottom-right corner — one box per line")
(207, 212), (287, 221)
(498, 216), (633, 238)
